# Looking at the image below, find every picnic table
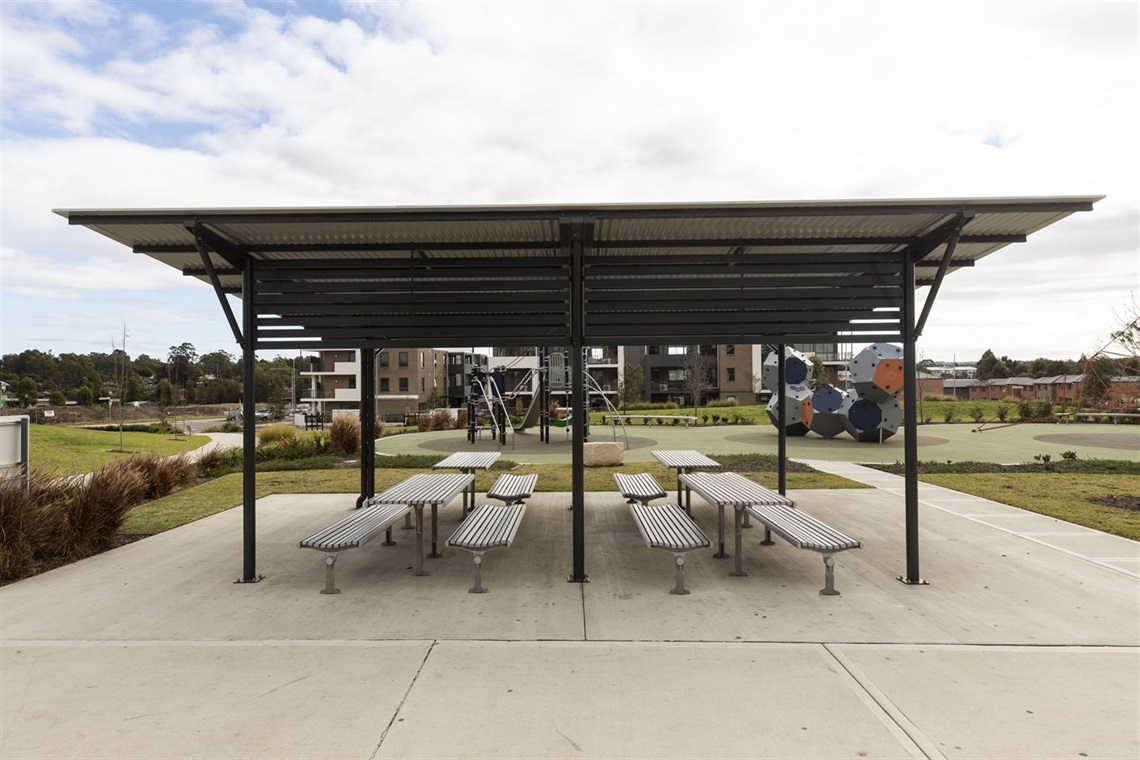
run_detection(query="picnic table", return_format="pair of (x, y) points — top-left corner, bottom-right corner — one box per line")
(651, 450), (723, 511)
(679, 471), (794, 575)
(368, 473), (473, 576)
(431, 451), (501, 513)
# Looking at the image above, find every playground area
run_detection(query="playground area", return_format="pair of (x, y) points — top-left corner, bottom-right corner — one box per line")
(379, 420), (1139, 465)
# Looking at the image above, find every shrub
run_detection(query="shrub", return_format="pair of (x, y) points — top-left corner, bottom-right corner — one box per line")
(196, 445), (242, 477)
(0, 454), (197, 583)
(257, 423), (298, 446)
(701, 414), (709, 425)
(330, 415), (361, 456)
(431, 409), (453, 431)
(118, 454), (195, 500)
(1036, 400), (1054, 421)
(943, 407), (957, 423)
(417, 414), (435, 432)
(706, 398), (738, 408)
(456, 409), (468, 429)
(1061, 450), (1078, 461)
(257, 435), (319, 462)
(996, 403), (1010, 422)
(1017, 400), (1035, 422)
(969, 405), (985, 423)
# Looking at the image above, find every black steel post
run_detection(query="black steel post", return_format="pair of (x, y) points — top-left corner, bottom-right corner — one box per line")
(777, 344), (787, 495)
(900, 251), (927, 585)
(566, 218), (590, 582)
(237, 257), (262, 583)
(357, 348), (376, 509)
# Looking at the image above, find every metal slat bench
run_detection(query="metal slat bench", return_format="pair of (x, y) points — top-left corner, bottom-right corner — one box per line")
(486, 473), (538, 505)
(446, 503), (527, 593)
(744, 502), (862, 596)
(614, 472), (668, 505)
(628, 503), (711, 595)
(299, 504), (411, 594)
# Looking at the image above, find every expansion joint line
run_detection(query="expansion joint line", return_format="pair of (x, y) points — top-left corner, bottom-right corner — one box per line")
(370, 640), (438, 759)
(822, 643), (945, 760)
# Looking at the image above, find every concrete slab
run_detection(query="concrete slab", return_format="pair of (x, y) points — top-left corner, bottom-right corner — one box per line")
(2, 479), (1137, 759)
(833, 644), (1140, 759)
(1, 641), (429, 759)
(374, 641), (921, 759)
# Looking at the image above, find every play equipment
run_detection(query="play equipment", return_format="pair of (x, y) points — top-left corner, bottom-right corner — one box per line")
(763, 343), (905, 443)
(467, 349), (629, 448)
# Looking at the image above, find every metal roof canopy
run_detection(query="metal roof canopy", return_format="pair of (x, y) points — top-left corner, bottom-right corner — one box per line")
(58, 196), (1101, 587)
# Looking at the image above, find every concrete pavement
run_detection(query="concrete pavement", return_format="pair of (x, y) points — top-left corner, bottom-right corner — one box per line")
(2, 466), (1137, 758)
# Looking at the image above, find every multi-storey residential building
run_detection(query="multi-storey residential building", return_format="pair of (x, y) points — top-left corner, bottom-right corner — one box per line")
(299, 348), (450, 420)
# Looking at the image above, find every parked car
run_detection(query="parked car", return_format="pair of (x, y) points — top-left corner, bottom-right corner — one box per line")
(224, 408), (242, 421)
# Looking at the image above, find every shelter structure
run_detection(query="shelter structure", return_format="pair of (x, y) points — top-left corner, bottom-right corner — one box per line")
(58, 197), (1100, 586)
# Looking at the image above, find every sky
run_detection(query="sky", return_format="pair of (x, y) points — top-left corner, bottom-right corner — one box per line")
(2, 0), (1137, 366)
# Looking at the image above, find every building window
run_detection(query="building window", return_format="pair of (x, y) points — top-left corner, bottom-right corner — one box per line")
(348, 376), (356, 389)
(399, 378), (409, 392)
(420, 377), (425, 393)
(398, 352), (409, 368)
(379, 351), (389, 367)
(380, 378), (390, 392)
(420, 352), (425, 368)
(668, 346), (687, 355)
(726, 368), (736, 382)
(726, 344), (735, 355)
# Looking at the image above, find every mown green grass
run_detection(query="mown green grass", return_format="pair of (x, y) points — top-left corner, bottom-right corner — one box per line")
(122, 461), (864, 534)
(29, 426), (208, 476)
(921, 473), (1140, 540)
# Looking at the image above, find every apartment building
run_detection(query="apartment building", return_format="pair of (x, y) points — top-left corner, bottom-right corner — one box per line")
(299, 348), (450, 420)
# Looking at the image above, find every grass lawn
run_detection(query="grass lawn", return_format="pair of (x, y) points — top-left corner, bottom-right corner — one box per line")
(30, 426), (209, 476)
(121, 462), (864, 534)
(921, 473), (1140, 541)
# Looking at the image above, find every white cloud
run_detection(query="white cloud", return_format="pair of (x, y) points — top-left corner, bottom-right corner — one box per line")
(1, 0), (1137, 362)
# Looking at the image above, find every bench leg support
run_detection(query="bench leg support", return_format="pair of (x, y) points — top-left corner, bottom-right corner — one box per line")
(383, 527), (396, 546)
(820, 554), (839, 596)
(469, 552), (489, 594)
(671, 553), (691, 595)
(322, 554), (341, 595)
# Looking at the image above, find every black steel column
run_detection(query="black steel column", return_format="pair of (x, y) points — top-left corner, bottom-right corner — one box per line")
(565, 218), (590, 583)
(237, 256), (262, 583)
(900, 251), (927, 585)
(777, 344), (787, 494)
(357, 348), (376, 509)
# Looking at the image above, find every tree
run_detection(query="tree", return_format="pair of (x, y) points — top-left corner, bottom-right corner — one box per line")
(681, 351), (716, 414)
(618, 362), (644, 411)
(1082, 356), (1116, 406)
(1109, 294), (1140, 355)
(168, 342), (199, 401)
(71, 384), (94, 406)
(808, 355), (828, 390)
(13, 376), (38, 407)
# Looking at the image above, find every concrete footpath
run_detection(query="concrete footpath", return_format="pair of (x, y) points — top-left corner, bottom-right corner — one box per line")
(1, 465), (1137, 758)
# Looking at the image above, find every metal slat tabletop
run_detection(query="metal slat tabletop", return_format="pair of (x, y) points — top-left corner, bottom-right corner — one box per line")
(679, 471), (795, 576)
(651, 450), (723, 510)
(370, 473), (474, 575)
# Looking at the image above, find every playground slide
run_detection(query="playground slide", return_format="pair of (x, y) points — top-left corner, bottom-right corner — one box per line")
(515, 393), (542, 431)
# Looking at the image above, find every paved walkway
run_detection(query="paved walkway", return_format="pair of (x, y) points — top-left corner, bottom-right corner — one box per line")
(2, 465), (1137, 758)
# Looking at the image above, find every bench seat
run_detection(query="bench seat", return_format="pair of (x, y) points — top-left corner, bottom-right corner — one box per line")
(486, 473), (538, 505)
(299, 503), (411, 594)
(446, 503), (527, 593)
(745, 502), (861, 595)
(628, 503), (710, 595)
(614, 472), (668, 505)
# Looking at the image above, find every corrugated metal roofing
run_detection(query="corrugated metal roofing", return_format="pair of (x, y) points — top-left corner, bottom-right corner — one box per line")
(56, 196), (1101, 350)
